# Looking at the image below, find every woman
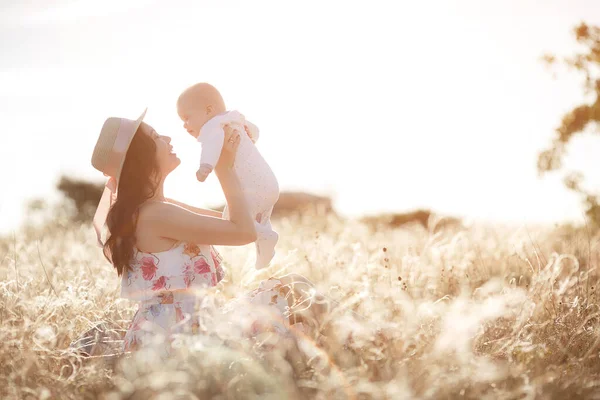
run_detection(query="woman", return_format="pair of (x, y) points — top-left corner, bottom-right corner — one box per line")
(82, 109), (329, 356)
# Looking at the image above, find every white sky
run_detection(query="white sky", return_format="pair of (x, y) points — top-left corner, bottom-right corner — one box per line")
(1, 0), (600, 233)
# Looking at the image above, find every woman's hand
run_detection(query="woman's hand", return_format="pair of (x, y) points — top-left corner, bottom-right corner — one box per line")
(215, 124), (241, 172)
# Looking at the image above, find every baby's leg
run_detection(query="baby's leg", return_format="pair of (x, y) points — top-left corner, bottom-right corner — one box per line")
(254, 207), (278, 269)
(244, 192), (278, 269)
(255, 224), (278, 269)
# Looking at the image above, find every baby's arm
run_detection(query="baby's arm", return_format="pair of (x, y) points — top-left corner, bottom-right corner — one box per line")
(244, 120), (260, 144)
(197, 125), (224, 182)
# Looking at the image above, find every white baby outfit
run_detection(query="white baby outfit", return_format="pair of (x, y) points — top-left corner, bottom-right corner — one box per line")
(198, 110), (279, 269)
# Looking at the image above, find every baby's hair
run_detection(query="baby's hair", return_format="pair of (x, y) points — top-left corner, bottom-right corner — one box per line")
(177, 82), (226, 111)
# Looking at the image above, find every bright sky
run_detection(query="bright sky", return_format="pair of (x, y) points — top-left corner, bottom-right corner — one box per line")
(1, 0), (600, 233)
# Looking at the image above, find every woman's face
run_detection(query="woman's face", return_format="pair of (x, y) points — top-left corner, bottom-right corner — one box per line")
(141, 123), (180, 179)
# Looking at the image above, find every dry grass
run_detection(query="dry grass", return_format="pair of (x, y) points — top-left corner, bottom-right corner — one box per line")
(1, 214), (600, 399)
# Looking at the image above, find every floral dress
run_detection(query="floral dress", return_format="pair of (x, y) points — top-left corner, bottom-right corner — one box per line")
(121, 242), (300, 354)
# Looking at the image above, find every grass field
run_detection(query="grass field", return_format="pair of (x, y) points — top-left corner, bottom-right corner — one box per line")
(1, 214), (599, 399)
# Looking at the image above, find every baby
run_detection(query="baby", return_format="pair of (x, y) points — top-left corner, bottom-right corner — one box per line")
(177, 83), (279, 269)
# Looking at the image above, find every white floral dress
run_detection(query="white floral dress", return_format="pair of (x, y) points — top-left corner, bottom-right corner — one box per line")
(121, 242), (298, 353)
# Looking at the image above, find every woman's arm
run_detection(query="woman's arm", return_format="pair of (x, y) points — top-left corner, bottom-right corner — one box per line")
(165, 197), (222, 218)
(141, 128), (256, 246)
(141, 178), (255, 246)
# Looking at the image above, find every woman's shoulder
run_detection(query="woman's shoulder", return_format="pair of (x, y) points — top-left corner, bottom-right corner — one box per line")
(136, 199), (200, 227)
(137, 199), (170, 218)
(135, 200), (183, 253)
(136, 198), (191, 228)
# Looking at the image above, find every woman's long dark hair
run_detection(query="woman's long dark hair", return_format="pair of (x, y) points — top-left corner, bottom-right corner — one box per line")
(103, 127), (161, 276)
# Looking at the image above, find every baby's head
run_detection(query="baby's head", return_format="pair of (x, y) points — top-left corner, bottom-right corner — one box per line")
(177, 83), (226, 138)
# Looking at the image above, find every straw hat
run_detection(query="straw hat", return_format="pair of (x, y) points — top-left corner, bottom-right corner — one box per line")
(91, 109), (147, 245)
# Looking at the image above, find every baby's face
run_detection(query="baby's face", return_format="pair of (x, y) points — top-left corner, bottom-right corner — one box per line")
(177, 99), (210, 138)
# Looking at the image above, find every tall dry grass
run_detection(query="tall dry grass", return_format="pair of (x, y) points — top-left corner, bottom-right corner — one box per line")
(1, 214), (599, 399)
